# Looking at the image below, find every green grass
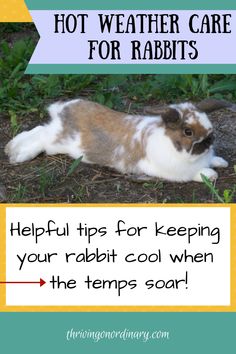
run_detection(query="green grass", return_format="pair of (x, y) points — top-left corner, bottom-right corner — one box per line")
(9, 110), (21, 136)
(38, 165), (56, 196)
(143, 181), (164, 190)
(67, 157), (83, 177)
(201, 174), (236, 203)
(10, 183), (28, 202)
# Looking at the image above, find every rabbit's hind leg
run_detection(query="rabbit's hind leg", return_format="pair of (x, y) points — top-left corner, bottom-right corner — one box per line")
(5, 126), (47, 164)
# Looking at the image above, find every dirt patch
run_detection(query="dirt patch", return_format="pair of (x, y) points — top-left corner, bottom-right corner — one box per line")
(1, 108), (235, 203)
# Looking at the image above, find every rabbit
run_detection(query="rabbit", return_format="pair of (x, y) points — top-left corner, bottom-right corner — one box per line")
(5, 98), (234, 183)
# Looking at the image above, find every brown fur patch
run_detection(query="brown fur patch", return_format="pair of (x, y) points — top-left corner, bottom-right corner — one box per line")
(57, 100), (158, 172)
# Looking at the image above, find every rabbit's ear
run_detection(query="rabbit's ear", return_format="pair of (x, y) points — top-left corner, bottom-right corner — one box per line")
(143, 105), (181, 128)
(162, 108), (181, 129)
(143, 105), (169, 116)
(196, 98), (236, 113)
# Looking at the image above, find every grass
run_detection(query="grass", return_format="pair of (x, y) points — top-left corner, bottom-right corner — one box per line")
(143, 181), (164, 190)
(67, 157), (83, 177)
(38, 165), (56, 196)
(10, 183), (28, 202)
(9, 110), (21, 136)
(201, 174), (236, 203)
(70, 186), (86, 203)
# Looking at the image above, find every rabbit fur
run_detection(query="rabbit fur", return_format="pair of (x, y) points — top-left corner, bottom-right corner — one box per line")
(5, 98), (229, 182)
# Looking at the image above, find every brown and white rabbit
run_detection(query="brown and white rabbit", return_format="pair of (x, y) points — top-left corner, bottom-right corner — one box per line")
(5, 98), (234, 182)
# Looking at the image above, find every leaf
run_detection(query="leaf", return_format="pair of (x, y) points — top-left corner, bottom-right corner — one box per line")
(67, 156), (83, 176)
(94, 93), (106, 105)
(199, 74), (209, 94)
(9, 110), (20, 136)
(201, 174), (225, 203)
(223, 189), (232, 203)
(209, 80), (236, 93)
(9, 62), (24, 79)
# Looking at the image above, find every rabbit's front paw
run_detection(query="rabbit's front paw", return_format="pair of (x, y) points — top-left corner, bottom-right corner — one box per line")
(193, 168), (218, 182)
(210, 156), (228, 168)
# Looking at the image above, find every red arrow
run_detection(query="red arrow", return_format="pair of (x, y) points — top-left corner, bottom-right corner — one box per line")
(0, 278), (46, 287)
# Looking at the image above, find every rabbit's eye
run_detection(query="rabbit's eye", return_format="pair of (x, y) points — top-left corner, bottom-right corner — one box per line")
(184, 128), (193, 137)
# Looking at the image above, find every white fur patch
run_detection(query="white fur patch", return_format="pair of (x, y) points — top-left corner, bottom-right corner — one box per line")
(44, 99), (84, 158)
(125, 115), (141, 124)
(194, 111), (213, 130)
(114, 145), (125, 158)
(133, 116), (161, 142)
(193, 168), (218, 182)
(45, 133), (83, 159)
(170, 102), (196, 112)
(47, 99), (81, 118)
(186, 116), (195, 124)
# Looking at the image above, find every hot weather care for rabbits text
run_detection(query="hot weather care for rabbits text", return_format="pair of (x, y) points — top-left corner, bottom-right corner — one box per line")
(53, 12), (232, 60)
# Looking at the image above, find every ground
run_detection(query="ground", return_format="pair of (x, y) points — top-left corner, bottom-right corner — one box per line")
(0, 107), (235, 203)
